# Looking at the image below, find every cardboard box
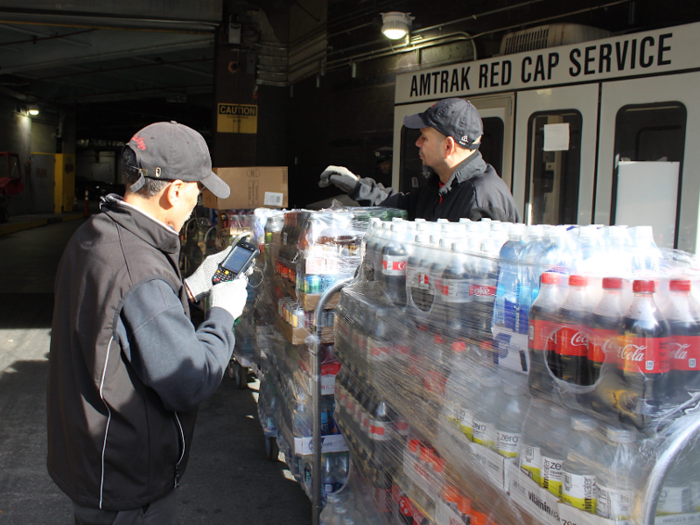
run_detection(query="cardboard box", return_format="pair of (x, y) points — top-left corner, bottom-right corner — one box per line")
(202, 166), (288, 209)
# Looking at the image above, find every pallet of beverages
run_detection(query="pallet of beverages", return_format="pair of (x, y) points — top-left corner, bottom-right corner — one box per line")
(252, 206), (406, 504)
(324, 217), (700, 525)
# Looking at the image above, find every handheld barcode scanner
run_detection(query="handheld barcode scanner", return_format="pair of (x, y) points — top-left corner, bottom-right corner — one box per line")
(212, 241), (259, 284)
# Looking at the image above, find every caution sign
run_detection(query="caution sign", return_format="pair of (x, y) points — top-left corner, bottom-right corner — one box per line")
(217, 103), (258, 134)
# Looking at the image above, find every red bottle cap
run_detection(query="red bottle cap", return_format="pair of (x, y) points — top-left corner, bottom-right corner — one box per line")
(633, 280), (655, 293)
(569, 274), (588, 287)
(452, 340), (467, 352)
(434, 334), (446, 345)
(602, 277), (623, 289)
(541, 272), (561, 285)
(670, 279), (692, 292)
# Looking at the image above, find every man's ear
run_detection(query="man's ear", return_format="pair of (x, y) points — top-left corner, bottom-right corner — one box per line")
(444, 136), (457, 158)
(163, 180), (185, 208)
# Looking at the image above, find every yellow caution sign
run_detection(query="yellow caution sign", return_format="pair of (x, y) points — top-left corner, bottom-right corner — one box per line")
(217, 103), (258, 134)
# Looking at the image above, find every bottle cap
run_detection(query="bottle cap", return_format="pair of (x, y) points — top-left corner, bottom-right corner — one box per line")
(670, 279), (692, 292)
(569, 274), (588, 287)
(602, 277), (623, 289)
(452, 340), (467, 352)
(541, 272), (561, 285)
(434, 334), (447, 345)
(633, 280), (655, 293)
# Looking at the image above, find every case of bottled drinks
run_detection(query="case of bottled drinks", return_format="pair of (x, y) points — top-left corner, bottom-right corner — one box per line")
(324, 218), (700, 525)
(249, 205), (406, 504)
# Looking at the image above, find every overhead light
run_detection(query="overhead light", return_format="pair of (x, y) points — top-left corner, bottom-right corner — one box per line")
(381, 12), (414, 40)
(27, 104), (39, 116)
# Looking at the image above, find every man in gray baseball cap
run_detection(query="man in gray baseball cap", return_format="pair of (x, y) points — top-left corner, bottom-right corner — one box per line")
(319, 97), (520, 222)
(48, 121), (248, 524)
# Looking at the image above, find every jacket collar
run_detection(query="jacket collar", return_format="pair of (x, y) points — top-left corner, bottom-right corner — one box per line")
(99, 194), (181, 254)
(432, 150), (487, 196)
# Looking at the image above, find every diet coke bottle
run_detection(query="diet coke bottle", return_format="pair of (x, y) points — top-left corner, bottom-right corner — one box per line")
(664, 279), (700, 403)
(619, 279), (671, 415)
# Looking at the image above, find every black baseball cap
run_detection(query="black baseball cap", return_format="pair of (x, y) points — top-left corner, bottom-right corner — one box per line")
(122, 121), (230, 198)
(403, 98), (483, 149)
(374, 146), (392, 163)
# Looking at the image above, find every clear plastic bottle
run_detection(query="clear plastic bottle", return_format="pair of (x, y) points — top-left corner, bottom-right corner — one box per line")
(555, 275), (593, 386)
(322, 454), (337, 503)
(587, 277), (625, 385)
(528, 272), (564, 396)
(596, 425), (641, 520)
(518, 225), (546, 332)
(381, 222), (409, 307)
(664, 279), (700, 403)
(561, 415), (600, 513)
(493, 224), (526, 330)
(495, 371), (531, 459)
(519, 398), (550, 484)
(471, 372), (503, 450)
(540, 404), (571, 496)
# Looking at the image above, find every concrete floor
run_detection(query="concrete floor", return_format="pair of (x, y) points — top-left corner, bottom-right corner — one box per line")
(0, 217), (312, 524)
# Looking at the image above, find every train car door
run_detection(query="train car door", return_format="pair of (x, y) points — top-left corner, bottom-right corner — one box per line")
(512, 84), (599, 226)
(595, 72), (699, 251)
(393, 94), (515, 194)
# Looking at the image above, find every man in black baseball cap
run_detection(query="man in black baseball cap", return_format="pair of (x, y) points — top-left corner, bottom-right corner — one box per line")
(48, 121), (248, 523)
(319, 97), (520, 222)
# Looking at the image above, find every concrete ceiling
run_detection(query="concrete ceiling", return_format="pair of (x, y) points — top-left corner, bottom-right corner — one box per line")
(0, 1), (223, 141)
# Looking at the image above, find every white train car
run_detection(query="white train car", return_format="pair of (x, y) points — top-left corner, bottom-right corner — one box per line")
(392, 22), (700, 252)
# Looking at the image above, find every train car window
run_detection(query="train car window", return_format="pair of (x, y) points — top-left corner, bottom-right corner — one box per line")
(525, 111), (582, 225)
(399, 127), (423, 192)
(399, 116), (505, 193)
(480, 117), (504, 178)
(611, 102), (687, 248)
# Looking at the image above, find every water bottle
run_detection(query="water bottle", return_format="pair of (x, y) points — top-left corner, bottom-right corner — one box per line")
(495, 371), (530, 459)
(630, 225), (663, 274)
(293, 393), (312, 437)
(540, 404), (571, 497)
(561, 415), (600, 514)
(539, 225), (578, 275)
(322, 455), (337, 502)
(519, 398), (550, 484)
(518, 225), (546, 330)
(471, 372), (503, 450)
(493, 224), (526, 331)
(596, 425), (641, 520)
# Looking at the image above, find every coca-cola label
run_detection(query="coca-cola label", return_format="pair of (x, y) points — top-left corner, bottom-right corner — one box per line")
(557, 326), (589, 357)
(441, 278), (470, 303)
(589, 327), (620, 364)
(469, 284), (496, 297)
(669, 335), (700, 371)
(369, 418), (392, 441)
(382, 255), (408, 275)
(528, 319), (557, 352)
(618, 336), (671, 374)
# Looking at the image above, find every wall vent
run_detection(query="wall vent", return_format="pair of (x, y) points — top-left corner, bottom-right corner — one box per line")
(500, 23), (611, 55)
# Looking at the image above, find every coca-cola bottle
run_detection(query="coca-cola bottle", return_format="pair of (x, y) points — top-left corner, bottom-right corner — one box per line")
(555, 275), (592, 386)
(664, 279), (700, 403)
(619, 279), (671, 418)
(587, 277), (625, 384)
(528, 272), (563, 397)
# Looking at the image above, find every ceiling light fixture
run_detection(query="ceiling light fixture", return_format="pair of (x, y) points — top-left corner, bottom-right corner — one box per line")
(27, 104), (39, 116)
(381, 12), (414, 40)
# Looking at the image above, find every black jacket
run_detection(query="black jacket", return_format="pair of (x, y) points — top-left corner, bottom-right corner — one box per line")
(350, 151), (521, 222)
(47, 196), (235, 510)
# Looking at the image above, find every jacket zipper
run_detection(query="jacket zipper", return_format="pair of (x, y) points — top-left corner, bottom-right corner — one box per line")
(173, 412), (186, 488)
(98, 337), (115, 509)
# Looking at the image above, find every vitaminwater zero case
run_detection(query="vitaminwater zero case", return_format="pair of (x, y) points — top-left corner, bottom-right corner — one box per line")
(212, 241), (259, 284)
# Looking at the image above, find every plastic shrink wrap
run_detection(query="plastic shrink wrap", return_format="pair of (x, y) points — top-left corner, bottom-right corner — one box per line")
(325, 219), (700, 525)
(248, 205), (406, 503)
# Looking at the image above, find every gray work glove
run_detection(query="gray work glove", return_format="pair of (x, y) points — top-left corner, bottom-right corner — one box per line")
(210, 277), (249, 320)
(184, 246), (232, 303)
(319, 165), (360, 193)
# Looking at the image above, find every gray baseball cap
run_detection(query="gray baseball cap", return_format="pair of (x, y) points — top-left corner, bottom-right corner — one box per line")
(403, 98), (483, 149)
(122, 121), (230, 198)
